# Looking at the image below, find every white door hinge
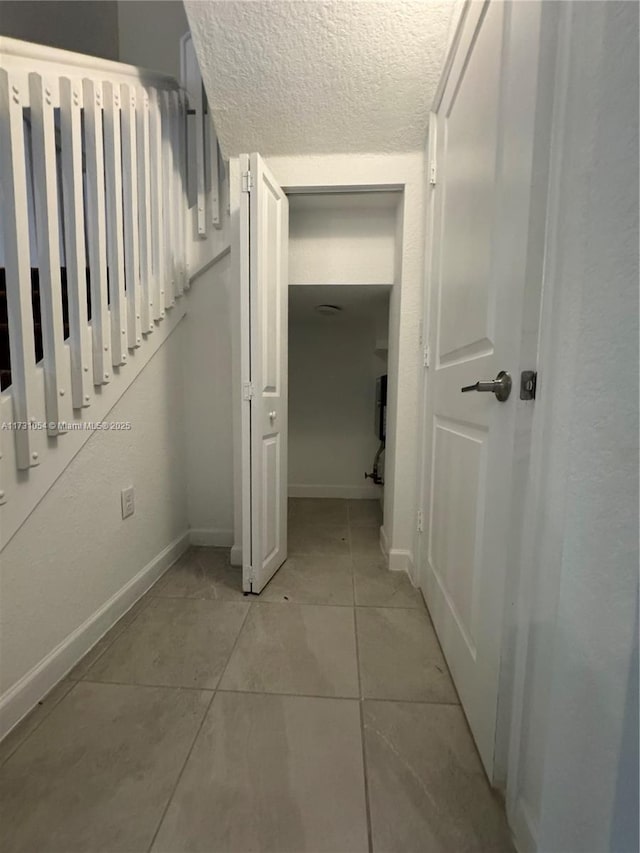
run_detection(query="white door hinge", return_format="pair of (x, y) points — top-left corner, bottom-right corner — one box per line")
(423, 346), (430, 368)
(241, 170), (253, 193)
(242, 382), (255, 401)
(417, 510), (424, 534)
(429, 161), (437, 186)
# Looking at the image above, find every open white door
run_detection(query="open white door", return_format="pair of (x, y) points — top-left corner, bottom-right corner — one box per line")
(420, 0), (545, 777)
(240, 153), (289, 593)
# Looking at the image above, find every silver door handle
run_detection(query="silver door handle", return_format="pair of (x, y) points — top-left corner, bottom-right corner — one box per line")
(269, 411), (277, 421)
(461, 371), (512, 402)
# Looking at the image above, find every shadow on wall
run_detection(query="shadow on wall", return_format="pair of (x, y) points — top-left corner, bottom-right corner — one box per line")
(609, 598), (639, 853)
(0, 1), (190, 81)
(0, 1), (120, 58)
(183, 253), (234, 536)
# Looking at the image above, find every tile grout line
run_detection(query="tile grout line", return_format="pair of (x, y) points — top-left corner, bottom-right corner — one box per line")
(76, 679), (462, 708)
(215, 599), (429, 612)
(72, 580), (163, 682)
(216, 688), (360, 701)
(76, 593), (428, 612)
(234, 599), (425, 610)
(349, 515), (374, 853)
(145, 688), (217, 853)
(211, 596), (255, 691)
(146, 599), (254, 853)
(213, 686), (461, 707)
(148, 591), (254, 603)
(76, 678), (216, 692)
(1, 581), (164, 766)
(0, 679), (77, 768)
(358, 697), (374, 853)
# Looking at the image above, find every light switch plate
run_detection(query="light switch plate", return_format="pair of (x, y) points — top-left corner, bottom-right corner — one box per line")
(121, 486), (135, 519)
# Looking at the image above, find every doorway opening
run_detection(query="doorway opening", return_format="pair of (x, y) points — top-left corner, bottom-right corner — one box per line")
(236, 158), (405, 594)
(288, 284), (392, 506)
(285, 189), (400, 566)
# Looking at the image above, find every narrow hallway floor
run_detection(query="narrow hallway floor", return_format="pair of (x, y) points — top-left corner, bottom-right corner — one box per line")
(0, 498), (513, 853)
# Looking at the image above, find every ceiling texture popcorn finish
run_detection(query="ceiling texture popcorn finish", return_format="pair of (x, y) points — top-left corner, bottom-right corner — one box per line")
(183, 0), (456, 156)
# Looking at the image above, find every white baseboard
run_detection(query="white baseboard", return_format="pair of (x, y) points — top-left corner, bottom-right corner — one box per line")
(508, 796), (538, 853)
(380, 529), (415, 583)
(288, 484), (382, 500)
(388, 548), (415, 578)
(0, 530), (190, 742)
(189, 528), (234, 547)
(230, 544), (242, 566)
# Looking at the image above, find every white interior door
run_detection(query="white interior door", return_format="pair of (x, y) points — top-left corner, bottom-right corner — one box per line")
(420, 0), (544, 777)
(240, 152), (289, 593)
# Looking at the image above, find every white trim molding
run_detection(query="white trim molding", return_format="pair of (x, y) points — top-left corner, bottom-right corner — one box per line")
(0, 36), (178, 89)
(288, 484), (383, 500)
(0, 530), (189, 741)
(510, 796), (538, 853)
(388, 548), (415, 580)
(189, 528), (234, 547)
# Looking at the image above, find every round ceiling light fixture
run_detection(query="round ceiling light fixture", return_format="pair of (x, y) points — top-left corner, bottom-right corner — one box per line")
(314, 304), (343, 316)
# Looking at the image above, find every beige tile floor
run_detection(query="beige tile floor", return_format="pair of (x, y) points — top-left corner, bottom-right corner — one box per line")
(0, 498), (513, 853)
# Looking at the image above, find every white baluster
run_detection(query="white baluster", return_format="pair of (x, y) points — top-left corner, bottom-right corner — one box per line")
(148, 88), (165, 321)
(208, 106), (221, 230)
(169, 89), (183, 298)
(29, 72), (72, 435)
(103, 80), (127, 366)
(59, 76), (92, 409)
(0, 71), (39, 469)
(120, 82), (142, 350)
(136, 87), (154, 334)
(83, 77), (111, 384)
(178, 91), (189, 289)
(160, 90), (175, 307)
(195, 79), (206, 238)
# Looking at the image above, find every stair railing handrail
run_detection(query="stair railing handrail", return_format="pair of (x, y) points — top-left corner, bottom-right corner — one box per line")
(0, 36), (179, 90)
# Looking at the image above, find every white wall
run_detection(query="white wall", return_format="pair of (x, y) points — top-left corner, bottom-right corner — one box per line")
(0, 0), (189, 79)
(288, 289), (388, 499)
(0, 7), (238, 736)
(289, 195), (396, 286)
(0, 329), (189, 732)
(116, 0), (236, 548)
(183, 252), (235, 544)
(0, 1), (119, 58)
(507, 3), (639, 851)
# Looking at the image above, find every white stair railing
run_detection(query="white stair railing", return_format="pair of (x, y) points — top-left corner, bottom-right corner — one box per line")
(0, 36), (218, 543)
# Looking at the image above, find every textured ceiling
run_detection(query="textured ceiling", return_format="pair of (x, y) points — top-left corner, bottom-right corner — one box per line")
(184, 0), (456, 157)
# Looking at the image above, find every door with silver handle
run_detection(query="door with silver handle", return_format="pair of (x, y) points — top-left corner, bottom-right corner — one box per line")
(461, 371), (512, 402)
